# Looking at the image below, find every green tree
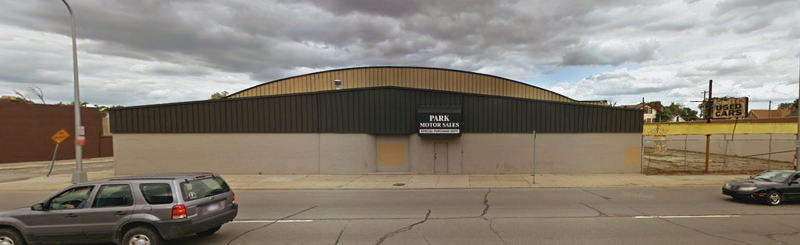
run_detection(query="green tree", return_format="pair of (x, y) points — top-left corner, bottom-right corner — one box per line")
(93, 104), (124, 113)
(57, 101), (90, 107)
(210, 91), (229, 100)
(680, 107), (699, 121)
(778, 99), (798, 110)
(657, 103), (699, 122)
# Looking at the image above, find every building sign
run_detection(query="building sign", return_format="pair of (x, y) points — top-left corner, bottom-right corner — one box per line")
(711, 97), (749, 119)
(417, 105), (461, 136)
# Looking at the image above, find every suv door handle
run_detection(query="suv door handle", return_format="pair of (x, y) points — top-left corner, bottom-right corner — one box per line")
(114, 211), (127, 216)
(65, 213), (77, 218)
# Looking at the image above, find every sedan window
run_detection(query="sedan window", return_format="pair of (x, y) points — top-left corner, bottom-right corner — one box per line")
(48, 186), (94, 210)
(752, 171), (793, 182)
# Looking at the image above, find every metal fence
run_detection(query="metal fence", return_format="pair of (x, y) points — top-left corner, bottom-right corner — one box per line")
(642, 134), (795, 174)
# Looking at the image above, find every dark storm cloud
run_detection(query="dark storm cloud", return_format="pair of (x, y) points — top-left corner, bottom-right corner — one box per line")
(306, 0), (425, 17)
(561, 41), (660, 66)
(0, 0), (798, 107)
(1, 0), (601, 83)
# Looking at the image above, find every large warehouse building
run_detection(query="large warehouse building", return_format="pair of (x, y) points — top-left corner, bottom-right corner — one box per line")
(110, 67), (643, 175)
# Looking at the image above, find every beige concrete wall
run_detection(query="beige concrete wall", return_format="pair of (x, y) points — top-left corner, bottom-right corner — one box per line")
(114, 134), (371, 175)
(319, 134), (375, 174)
(534, 133), (642, 174)
(410, 133), (640, 174)
(115, 133), (642, 175)
(460, 134), (536, 174)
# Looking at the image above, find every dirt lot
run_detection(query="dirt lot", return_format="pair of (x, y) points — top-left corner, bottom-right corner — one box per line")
(643, 147), (794, 174)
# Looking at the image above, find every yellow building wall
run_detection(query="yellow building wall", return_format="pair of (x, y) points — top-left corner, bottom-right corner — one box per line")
(644, 122), (797, 135)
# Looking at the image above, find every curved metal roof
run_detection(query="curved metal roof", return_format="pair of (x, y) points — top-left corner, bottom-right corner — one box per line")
(228, 66), (586, 103)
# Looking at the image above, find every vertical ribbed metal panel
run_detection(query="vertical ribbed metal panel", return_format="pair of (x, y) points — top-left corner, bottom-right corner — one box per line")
(110, 87), (641, 134)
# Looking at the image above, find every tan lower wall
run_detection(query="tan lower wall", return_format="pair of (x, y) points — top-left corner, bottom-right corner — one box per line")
(114, 133), (642, 175)
(534, 133), (642, 174)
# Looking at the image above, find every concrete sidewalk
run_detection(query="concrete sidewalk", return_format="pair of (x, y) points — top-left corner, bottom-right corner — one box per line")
(221, 173), (744, 190)
(0, 171), (744, 191)
(0, 157), (114, 183)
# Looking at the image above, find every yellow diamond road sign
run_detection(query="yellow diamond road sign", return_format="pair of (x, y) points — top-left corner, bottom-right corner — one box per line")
(51, 129), (70, 144)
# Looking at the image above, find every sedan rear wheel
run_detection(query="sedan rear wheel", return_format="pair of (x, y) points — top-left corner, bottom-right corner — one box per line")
(766, 191), (782, 206)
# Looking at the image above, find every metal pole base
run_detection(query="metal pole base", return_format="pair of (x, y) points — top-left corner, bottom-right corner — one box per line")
(72, 170), (87, 184)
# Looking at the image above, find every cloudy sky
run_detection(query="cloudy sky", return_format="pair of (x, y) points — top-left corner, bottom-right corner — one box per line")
(1, 0), (798, 109)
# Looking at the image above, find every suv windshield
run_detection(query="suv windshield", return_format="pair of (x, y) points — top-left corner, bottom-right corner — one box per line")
(180, 177), (230, 201)
(752, 171), (793, 182)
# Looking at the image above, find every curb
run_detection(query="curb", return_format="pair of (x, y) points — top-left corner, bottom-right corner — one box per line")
(0, 159), (114, 172)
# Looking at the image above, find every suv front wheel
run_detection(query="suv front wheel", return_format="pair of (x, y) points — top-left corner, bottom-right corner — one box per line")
(122, 226), (163, 245)
(0, 228), (25, 245)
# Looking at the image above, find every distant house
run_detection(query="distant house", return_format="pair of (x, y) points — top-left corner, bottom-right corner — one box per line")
(620, 101), (663, 123)
(748, 109), (792, 119)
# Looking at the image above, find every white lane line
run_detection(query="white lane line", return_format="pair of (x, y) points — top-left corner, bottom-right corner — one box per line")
(634, 215), (740, 219)
(232, 219), (314, 223)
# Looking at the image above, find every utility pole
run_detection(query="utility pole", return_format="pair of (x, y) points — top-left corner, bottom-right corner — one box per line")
(705, 80), (713, 173)
(62, 0), (87, 183)
(795, 58), (800, 170)
(768, 100), (772, 118)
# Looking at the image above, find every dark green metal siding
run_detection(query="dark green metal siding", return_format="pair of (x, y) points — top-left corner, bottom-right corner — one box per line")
(110, 87), (642, 134)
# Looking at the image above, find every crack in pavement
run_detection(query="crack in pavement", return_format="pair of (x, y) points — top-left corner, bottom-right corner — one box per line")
(479, 189), (507, 244)
(581, 188), (612, 200)
(763, 231), (800, 245)
(480, 189), (491, 217)
(334, 223), (347, 245)
(656, 217), (751, 245)
(487, 218), (508, 245)
(415, 229), (433, 245)
(580, 203), (608, 217)
(226, 205), (317, 245)
(375, 209), (431, 245)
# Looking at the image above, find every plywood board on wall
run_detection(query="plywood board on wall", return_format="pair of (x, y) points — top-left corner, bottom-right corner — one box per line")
(377, 142), (406, 166)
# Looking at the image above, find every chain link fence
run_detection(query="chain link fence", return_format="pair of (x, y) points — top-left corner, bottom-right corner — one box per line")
(642, 134), (795, 174)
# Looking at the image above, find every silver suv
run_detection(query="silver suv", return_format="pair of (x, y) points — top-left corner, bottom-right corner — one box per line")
(0, 173), (238, 245)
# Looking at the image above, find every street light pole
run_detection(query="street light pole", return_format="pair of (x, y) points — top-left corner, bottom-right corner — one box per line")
(62, 0), (87, 183)
(795, 58), (800, 170)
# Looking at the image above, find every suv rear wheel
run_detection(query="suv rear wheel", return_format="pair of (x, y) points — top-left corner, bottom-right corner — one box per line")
(122, 226), (163, 245)
(0, 228), (25, 245)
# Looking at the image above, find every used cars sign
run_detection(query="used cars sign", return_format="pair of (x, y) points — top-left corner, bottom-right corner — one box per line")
(417, 105), (461, 136)
(711, 97), (748, 119)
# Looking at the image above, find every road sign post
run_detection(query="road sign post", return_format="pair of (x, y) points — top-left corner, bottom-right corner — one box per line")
(48, 129), (71, 177)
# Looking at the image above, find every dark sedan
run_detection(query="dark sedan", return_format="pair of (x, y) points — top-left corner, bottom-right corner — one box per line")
(722, 170), (800, 205)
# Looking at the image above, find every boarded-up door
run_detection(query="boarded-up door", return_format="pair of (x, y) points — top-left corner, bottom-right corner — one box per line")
(376, 136), (409, 172)
(434, 143), (448, 174)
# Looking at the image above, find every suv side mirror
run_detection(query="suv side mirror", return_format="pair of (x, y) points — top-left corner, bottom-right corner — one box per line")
(31, 203), (45, 211)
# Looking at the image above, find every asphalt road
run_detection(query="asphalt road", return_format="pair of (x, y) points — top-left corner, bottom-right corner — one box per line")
(2, 187), (800, 245)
